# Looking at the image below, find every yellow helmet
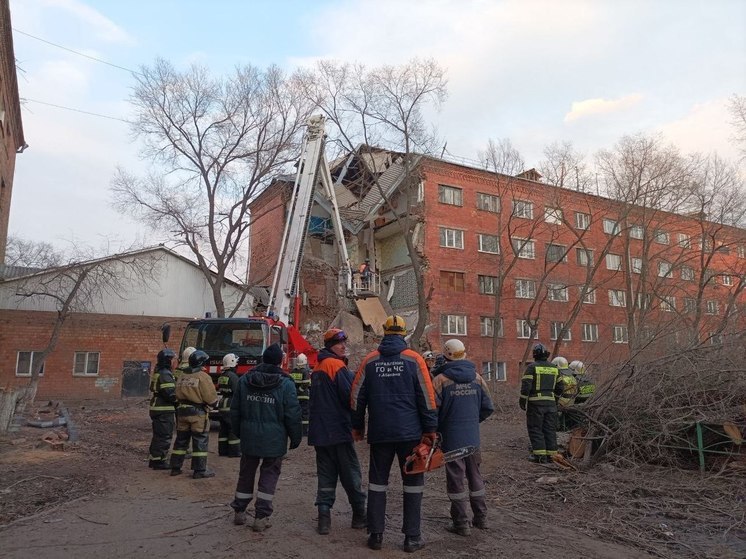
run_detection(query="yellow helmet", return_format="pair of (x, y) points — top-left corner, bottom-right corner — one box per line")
(383, 315), (407, 335)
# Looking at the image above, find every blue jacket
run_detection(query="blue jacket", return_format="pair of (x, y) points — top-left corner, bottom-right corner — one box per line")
(230, 363), (302, 457)
(308, 349), (354, 447)
(351, 335), (438, 444)
(432, 360), (494, 452)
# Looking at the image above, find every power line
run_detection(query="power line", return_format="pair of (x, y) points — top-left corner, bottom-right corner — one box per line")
(22, 97), (131, 123)
(12, 27), (141, 75)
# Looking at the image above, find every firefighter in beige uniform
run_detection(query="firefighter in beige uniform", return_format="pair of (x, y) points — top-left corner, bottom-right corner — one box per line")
(170, 350), (219, 479)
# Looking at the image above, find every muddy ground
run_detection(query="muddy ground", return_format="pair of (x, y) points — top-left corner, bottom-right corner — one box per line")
(0, 399), (743, 559)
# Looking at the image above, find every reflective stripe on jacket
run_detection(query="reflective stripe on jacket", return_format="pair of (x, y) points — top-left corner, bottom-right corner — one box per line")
(520, 360), (561, 405)
(149, 367), (176, 413)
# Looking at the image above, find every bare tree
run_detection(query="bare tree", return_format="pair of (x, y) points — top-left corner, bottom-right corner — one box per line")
(539, 141), (595, 192)
(727, 94), (746, 160)
(112, 58), (315, 317)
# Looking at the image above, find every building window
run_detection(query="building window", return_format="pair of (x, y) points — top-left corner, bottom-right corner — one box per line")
(517, 319), (537, 339)
(477, 233), (500, 254)
(738, 246), (745, 259)
(701, 238), (713, 252)
(609, 289), (626, 307)
(480, 316), (504, 337)
(575, 212), (590, 230)
(638, 292), (652, 310)
(631, 257), (642, 274)
(681, 266), (695, 281)
(603, 219), (620, 235)
(476, 192), (500, 213)
(441, 314), (467, 335)
(661, 296), (676, 312)
(581, 323), (599, 342)
(545, 207), (563, 224)
(629, 225), (644, 240)
(515, 279), (536, 299)
(440, 270), (465, 292)
(683, 298), (696, 314)
(678, 233), (691, 248)
(438, 184), (463, 206)
(546, 244), (567, 263)
(439, 227), (464, 249)
(547, 283), (568, 302)
(512, 238), (535, 259)
(16, 351), (45, 377)
(550, 321), (571, 341)
(716, 244), (730, 255)
(482, 361), (506, 381)
(478, 275), (498, 295)
(721, 274), (733, 286)
(705, 301), (719, 315)
(654, 230), (669, 245)
(606, 253), (622, 271)
(74, 352), (100, 376)
(658, 261), (673, 278)
(612, 325), (628, 344)
(581, 287), (596, 304)
(512, 200), (534, 219)
(576, 248), (594, 267)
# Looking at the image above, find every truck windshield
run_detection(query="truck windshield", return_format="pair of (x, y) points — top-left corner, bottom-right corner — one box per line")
(182, 322), (268, 359)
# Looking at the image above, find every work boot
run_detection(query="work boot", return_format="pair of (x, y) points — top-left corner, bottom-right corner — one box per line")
(446, 521), (471, 536)
(472, 515), (487, 530)
(192, 469), (216, 479)
(252, 516), (271, 532)
(351, 507), (367, 529)
(170, 468), (182, 476)
(317, 507), (331, 535)
(528, 454), (544, 464)
(150, 461), (170, 470)
(403, 535), (424, 553)
(233, 510), (247, 526)
(367, 533), (383, 550)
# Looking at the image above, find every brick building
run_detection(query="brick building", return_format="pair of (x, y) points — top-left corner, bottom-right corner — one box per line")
(0, 0), (27, 263)
(249, 151), (746, 385)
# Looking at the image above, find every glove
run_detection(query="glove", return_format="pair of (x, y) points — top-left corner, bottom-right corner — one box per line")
(352, 429), (364, 442)
(519, 398), (526, 411)
(420, 432), (437, 446)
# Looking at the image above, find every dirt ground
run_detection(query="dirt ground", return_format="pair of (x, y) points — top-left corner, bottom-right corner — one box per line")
(0, 399), (743, 559)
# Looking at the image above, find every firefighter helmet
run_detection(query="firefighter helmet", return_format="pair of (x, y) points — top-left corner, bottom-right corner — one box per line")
(552, 356), (569, 369)
(296, 353), (308, 367)
(422, 351), (435, 360)
(443, 339), (466, 361)
(569, 360), (586, 375)
(188, 350), (210, 372)
(181, 346), (196, 363)
(383, 315), (407, 335)
(323, 328), (348, 347)
(156, 348), (176, 369)
(532, 343), (550, 361)
(222, 353), (238, 369)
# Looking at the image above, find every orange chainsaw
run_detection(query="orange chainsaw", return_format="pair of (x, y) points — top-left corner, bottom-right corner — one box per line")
(403, 433), (477, 475)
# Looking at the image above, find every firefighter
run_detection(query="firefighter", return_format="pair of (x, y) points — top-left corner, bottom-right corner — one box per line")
(217, 353), (241, 457)
(174, 346), (196, 380)
(570, 360), (596, 405)
(552, 356), (579, 431)
(170, 350), (219, 479)
(432, 339), (494, 535)
(290, 353), (311, 436)
(422, 351), (436, 377)
(351, 315), (438, 553)
(229, 344), (302, 531)
(309, 329), (366, 536)
(519, 344), (564, 463)
(148, 348), (177, 470)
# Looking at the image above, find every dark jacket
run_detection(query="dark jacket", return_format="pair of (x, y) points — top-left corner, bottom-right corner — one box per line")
(520, 359), (561, 408)
(432, 359), (494, 452)
(351, 335), (438, 444)
(230, 363), (302, 457)
(217, 368), (240, 411)
(149, 367), (176, 414)
(308, 349), (355, 447)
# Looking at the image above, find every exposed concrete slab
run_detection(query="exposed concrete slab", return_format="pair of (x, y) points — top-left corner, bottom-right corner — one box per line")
(354, 296), (388, 336)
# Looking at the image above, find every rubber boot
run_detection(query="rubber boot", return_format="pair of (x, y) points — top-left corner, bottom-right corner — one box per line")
(317, 507), (331, 535)
(351, 506), (367, 529)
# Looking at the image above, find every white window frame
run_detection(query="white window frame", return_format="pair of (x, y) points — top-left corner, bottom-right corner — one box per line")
(439, 227), (464, 249)
(658, 261), (673, 278)
(477, 233), (500, 254)
(705, 301), (718, 315)
(681, 266), (695, 281)
(629, 225), (644, 240)
(631, 257), (643, 274)
(73, 351), (100, 376)
(654, 230), (670, 245)
(438, 184), (463, 206)
(482, 361), (507, 381)
(678, 233), (691, 248)
(606, 253), (622, 271)
(575, 212), (590, 230)
(738, 246), (745, 259)
(544, 207), (563, 225)
(16, 351), (45, 377)
(441, 314), (467, 335)
(581, 323), (599, 342)
(515, 279), (537, 299)
(512, 238), (535, 259)
(612, 325), (629, 344)
(476, 192), (500, 213)
(576, 248), (594, 267)
(517, 319), (537, 339)
(638, 292), (652, 310)
(480, 316), (504, 338)
(683, 298), (696, 314)
(478, 275), (498, 295)
(603, 218), (620, 235)
(546, 243), (567, 263)
(550, 321), (571, 341)
(661, 296), (676, 312)
(581, 287), (596, 304)
(547, 283), (568, 302)
(609, 289), (626, 307)
(721, 274), (732, 286)
(512, 200), (534, 219)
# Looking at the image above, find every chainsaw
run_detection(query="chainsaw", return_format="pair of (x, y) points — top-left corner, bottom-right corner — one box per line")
(403, 433), (477, 475)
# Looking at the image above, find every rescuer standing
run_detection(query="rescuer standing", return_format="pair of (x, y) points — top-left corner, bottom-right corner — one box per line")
(148, 348), (177, 470)
(217, 353), (241, 457)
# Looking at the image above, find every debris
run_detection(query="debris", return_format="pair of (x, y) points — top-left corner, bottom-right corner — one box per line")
(536, 476), (559, 484)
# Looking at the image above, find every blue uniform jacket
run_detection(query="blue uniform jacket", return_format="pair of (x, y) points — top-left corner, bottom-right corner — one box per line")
(308, 349), (355, 447)
(432, 360), (494, 452)
(351, 335), (438, 444)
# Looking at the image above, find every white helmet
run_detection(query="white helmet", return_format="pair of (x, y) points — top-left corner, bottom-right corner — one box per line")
(552, 356), (569, 369)
(443, 339), (466, 361)
(569, 360), (585, 374)
(296, 353), (308, 367)
(222, 353), (238, 369)
(423, 351), (435, 360)
(181, 346), (196, 362)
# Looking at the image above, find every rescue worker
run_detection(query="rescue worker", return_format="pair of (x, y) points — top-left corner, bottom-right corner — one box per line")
(570, 360), (596, 405)
(552, 356), (578, 431)
(148, 348), (177, 470)
(229, 344), (302, 532)
(309, 329), (367, 536)
(519, 344), (563, 463)
(432, 339), (494, 536)
(351, 315), (438, 553)
(290, 353), (311, 436)
(174, 346), (196, 380)
(422, 351), (436, 377)
(217, 353), (241, 457)
(359, 259), (372, 291)
(170, 349), (219, 478)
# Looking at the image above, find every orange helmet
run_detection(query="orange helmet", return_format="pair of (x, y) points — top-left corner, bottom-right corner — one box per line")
(323, 328), (348, 347)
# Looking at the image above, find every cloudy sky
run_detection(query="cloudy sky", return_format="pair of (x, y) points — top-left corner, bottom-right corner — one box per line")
(8, 0), (746, 251)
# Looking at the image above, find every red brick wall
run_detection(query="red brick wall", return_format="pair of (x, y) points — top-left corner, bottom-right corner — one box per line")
(0, 310), (186, 400)
(249, 181), (289, 286)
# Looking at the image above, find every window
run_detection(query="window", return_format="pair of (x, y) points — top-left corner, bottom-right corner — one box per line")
(438, 184), (463, 206)
(678, 233), (691, 248)
(550, 321), (571, 341)
(575, 212), (590, 230)
(701, 238), (713, 252)
(480, 316), (504, 337)
(441, 314), (467, 335)
(721, 274), (733, 286)
(738, 246), (746, 259)
(545, 207), (563, 224)
(681, 266), (695, 281)
(476, 192), (500, 213)
(517, 319), (537, 339)
(638, 292), (652, 310)
(515, 279), (537, 299)
(74, 351), (100, 376)
(581, 323), (599, 342)
(661, 296), (676, 312)
(629, 225), (644, 240)
(683, 298), (697, 314)
(716, 244), (730, 255)
(477, 233), (500, 254)
(631, 257), (643, 274)
(612, 325), (629, 344)
(16, 351), (45, 377)
(609, 289), (626, 307)
(606, 253), (622, 271)
(705, 301), (719, 315)
(512, 238), (535, 259)
(546, 244), (567, 263)
(478, 275), (498, 295)
(654, 230), (669, 245)
(581, 287), (596, 304)
(482, 361), (506, 381)
(512, 200), (534, 219)
(658, 261), (672, 278)
(709, 333), (723, 346)
(576, 248), (594, 267)
(440, 270), (465, 292)
(603, 219), (620, 235)
(439, 227), (464, 249)
(547, 283), (568, 302)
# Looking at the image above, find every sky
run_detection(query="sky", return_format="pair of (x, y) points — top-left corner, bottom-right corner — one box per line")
(7, 0), (746, 252)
